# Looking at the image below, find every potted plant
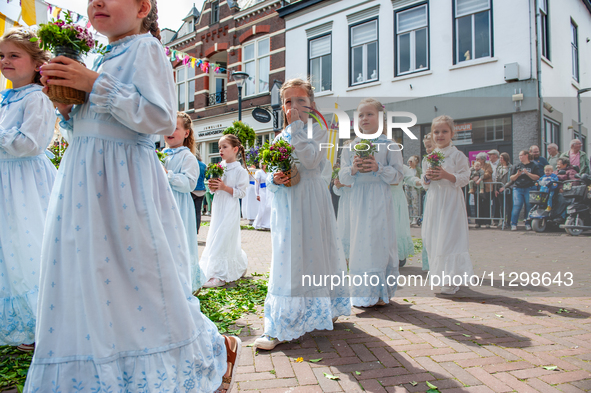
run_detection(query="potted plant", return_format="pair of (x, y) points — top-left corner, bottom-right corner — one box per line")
(424, 151), (445, 168)
(354, 139), (377, 173)
(205, 162), (225, 179)
(32, 13), (107, 105)
(259, 140), (300, 187)
(156, 150), (168, 164)
(223, 121), (256, 148)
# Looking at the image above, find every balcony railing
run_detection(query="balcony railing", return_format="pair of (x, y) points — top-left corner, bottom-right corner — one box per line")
(208, 90), (227, 106)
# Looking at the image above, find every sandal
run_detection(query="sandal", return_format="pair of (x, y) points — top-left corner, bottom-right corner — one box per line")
(216, 335), (242, 393)
(17, 343), (35, 352)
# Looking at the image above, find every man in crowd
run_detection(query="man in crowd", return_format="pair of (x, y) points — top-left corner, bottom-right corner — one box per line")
(547, 143), (561, 169)
(474, 152), (493, 228)
(530, 145), (549, 174)
(487, 150), (501, 226)
(560, 139), (589, 175)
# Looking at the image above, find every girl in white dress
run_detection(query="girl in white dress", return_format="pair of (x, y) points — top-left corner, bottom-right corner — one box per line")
(253, 164), (272, 230)
(340, 98), (403, 307)
(200, 134), (249, 288)
(163, 112), (205, 292)
(0, 28), (57, 350)
(422, 115), (474, 295)
(241, 165), (259, 225)
(390, 165), (421, 267)
(27, 1), (241, 391)
(254, 79), (350, 351)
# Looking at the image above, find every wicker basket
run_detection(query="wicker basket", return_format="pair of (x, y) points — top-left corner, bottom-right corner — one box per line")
(284, 166), (301, 187)
(46, 46), (86, 105)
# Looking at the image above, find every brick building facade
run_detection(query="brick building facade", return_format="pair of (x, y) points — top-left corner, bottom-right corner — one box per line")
(164, 0), (287, 164)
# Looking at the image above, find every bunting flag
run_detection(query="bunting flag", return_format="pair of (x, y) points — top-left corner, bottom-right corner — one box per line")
(0, 11), (20, 37)
(163, 45), (228, 74)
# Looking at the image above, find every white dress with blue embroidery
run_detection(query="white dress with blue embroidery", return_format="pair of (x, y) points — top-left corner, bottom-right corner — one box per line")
(241, 168), (259, 221)
(390, 165), (421, 262)
(24, 34), (227, 393)
(199, 160), (249, 283)
(332, 184), (352, 259)
(164, 146), (206, 291)
(253, 168), (271, 230)
(339, 135), (403, 307)
(0, 84), (57, 345)
(263, 121), (350, 342)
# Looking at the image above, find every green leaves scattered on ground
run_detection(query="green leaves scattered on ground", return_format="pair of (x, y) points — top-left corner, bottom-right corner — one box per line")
(413, 238), (423, 255)
(197, 275), (268, 334)
(0, 345), (32, 391)
(323, 373), (339, 380)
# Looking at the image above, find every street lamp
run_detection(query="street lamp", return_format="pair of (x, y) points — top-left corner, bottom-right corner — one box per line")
(271, 80), (283, 133)
(232, 71), (249, 121)
(577, 87), (591, 141)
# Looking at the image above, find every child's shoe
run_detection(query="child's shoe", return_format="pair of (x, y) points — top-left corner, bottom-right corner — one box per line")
(254, 335), (286, 350)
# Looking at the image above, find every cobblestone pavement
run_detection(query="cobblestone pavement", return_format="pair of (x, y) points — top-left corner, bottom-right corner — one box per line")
(199, 220), (591, 393)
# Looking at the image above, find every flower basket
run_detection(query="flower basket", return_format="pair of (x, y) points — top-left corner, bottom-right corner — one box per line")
(354, 139), (377, 173)
(33, 14), (107, 105)
(259, 140), (300, 188)
(284, 166), (301, 187)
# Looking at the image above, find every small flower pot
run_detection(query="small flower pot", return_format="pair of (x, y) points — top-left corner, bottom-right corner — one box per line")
(284, 166), (301, 187)
(46, 46), (86, 105)
(357, 156), (373, 173)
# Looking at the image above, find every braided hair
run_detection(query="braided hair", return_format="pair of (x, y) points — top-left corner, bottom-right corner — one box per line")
(140, 0), (161, 41)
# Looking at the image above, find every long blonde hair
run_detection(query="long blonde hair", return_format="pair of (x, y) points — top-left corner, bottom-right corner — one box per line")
(0, 28), (50, 85)
(177, 112), (195, 154)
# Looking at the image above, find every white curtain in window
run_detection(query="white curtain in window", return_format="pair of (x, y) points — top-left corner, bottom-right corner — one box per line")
(351, 21), (377, 46)
(397, 5), (427, 33)
(456, 0), (489, 17)
(310, 35), (331, 58)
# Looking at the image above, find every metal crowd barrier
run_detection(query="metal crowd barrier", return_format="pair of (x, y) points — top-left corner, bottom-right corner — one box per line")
(407, 181), (508, 230)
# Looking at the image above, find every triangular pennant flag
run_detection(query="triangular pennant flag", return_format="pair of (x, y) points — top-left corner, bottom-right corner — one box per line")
(21, 0), (36, 26)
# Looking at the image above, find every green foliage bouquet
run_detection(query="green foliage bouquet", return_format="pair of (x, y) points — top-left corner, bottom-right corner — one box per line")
(223, 121), (256, 147)
(205, 162), (225, 179)
(354, 139), (377, 158)
(156, 150), (168, 164)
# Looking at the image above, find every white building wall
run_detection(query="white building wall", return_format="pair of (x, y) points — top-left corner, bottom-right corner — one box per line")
(284, 0), (535, 99)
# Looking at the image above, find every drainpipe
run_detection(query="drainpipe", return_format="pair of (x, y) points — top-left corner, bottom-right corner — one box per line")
(535, 0), (545, 150)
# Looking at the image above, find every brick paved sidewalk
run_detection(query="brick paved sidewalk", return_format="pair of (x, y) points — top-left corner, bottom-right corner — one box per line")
(201, 225), (591, 393)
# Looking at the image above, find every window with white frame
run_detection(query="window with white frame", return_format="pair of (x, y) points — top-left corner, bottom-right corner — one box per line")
(178, 21), (194, 37)
(396, 4), (429, 75)
(571, 20), (579, 82)
(540, 0), (550, 60)
(350, 20), (378, 85)
(256, 132), (274, 146)
(243, 37), (270, 96)
(544, 118), (560, 152)
(484, 118), (504, 142)
(454, 0), (492, 63)
(309, 35), (332, 92)
(211, 1), (219, 24)
(176, 66), (196, 111)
